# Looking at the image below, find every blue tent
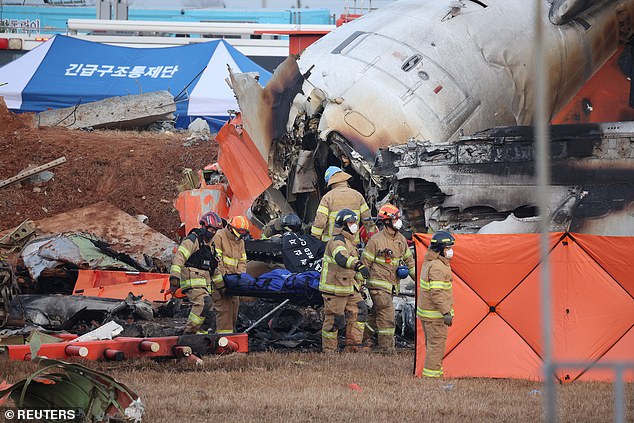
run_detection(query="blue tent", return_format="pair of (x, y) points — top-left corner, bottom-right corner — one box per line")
(0, 35), (271, 130)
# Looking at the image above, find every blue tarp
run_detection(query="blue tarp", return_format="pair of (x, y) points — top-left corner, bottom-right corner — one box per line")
(0, 35), (271, 130)
(225, 269), (322, 303)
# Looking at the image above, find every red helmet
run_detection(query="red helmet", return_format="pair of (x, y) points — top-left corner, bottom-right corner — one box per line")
(377, 204), (401, 221)
(199, 212), (224, 230)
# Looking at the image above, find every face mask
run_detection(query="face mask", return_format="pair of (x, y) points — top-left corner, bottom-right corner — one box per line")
(348, 223), (359, 234)
(445, 248), (454, 259)
(202, 228), (214, 242)
(392, 219), (403, 230)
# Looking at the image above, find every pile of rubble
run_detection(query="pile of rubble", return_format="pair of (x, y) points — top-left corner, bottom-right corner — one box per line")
(0, 99), (416, 372)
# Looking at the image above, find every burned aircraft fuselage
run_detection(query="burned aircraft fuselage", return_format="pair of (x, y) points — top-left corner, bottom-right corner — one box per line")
(375, 122), (634, 235)
(228, 0), (634, 236)
(294, 0), (634, 158)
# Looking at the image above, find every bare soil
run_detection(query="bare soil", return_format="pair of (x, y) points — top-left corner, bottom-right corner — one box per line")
(1, 352), (631, 423)
(0, 101), (217, 239)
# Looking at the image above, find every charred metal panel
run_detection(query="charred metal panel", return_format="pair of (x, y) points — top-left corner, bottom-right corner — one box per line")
(380, 122), (634, 234)
(229, 59), (305, 164)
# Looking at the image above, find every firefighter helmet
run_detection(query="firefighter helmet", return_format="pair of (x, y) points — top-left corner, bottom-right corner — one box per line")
(377, 203), (401, 221)
(228, 215), (250, 235)
(334, 208), (358, 228)
(281, 213), (302, 232)
(430, 230), (455, 252)
(199, 212), (224, 230)
(324, 166), (352, 186)
(324, 166), (342, 184)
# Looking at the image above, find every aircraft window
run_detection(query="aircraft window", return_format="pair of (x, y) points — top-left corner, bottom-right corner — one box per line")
(402, 54), (422, 72)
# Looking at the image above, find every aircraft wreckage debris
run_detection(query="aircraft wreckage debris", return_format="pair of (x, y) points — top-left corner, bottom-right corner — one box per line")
(3, 332), (248, 361)
(0, 157), (67, 190)
(0, 358), (145, 422)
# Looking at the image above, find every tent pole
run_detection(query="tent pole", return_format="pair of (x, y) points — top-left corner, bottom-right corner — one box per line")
(534, 1), (557, 422)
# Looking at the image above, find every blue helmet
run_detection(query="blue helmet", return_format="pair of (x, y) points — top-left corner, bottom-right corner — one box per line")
(396, 265), (410, 279)
(324, 166), (342, 184)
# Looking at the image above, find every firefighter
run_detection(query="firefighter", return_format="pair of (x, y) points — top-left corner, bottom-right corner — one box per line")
(169, 211), (224, 334)
(362, 203), (415, 352)
(212, 215), (249, 334)
(319, 209), (371, 352)
(261, 213), (303, 239)
(310, 166), (377, 242)
(416, 230), (456, 378)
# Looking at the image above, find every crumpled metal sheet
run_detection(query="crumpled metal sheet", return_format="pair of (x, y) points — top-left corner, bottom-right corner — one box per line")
(9, 294), (153, 329)
(35, 201), (176, 266)
(215, 114), (272, 221)
(228, 60), (305, 164)
(0, 358), (144, 422)
(22, 234), (138, 280)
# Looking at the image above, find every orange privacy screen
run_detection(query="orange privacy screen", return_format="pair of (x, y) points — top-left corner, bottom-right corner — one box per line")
(413, 233), (634, 382)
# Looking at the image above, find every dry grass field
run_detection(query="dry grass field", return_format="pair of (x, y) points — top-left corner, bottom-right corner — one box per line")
(2, 351), (632, 423)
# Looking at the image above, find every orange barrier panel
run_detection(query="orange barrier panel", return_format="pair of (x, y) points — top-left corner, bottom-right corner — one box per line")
(174, 114), (267, 238)
(73, 270), (170, 302)
(7, 334), (249, 361)
(414, 233), (634, 382)
(174, 184), (231, 235)
(215, 114), (270, 239)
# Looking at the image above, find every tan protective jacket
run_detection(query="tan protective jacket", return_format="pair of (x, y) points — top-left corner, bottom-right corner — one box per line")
(319, 230), (363, 296)
(362, 228), (415, 294)
(212, 227), (247, 288)
(416, 249), (454, 321)
(261, 217), (283, 239)
(170, 235), (220, 291)
(310, 182), (374, 241)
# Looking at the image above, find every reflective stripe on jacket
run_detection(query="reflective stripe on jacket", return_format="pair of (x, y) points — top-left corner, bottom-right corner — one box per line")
(319, 230), (361, 296)
(361, 228), (415, 294)
(170, 234), (219, 291)
(416, 249), (454, 321)
(212, 227), (247, 287)
(310, 182), (374, 241)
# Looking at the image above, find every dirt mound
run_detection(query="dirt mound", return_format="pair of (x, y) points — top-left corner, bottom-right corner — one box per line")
(0, 107), (218, 239)
(0, 97), (32, 136)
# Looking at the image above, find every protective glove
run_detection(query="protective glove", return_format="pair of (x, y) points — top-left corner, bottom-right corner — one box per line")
(172, 288), (186, 299)
(167, 276), (180, 295)
(443, 313), (453, 327)
(354, 262), (370, 279)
